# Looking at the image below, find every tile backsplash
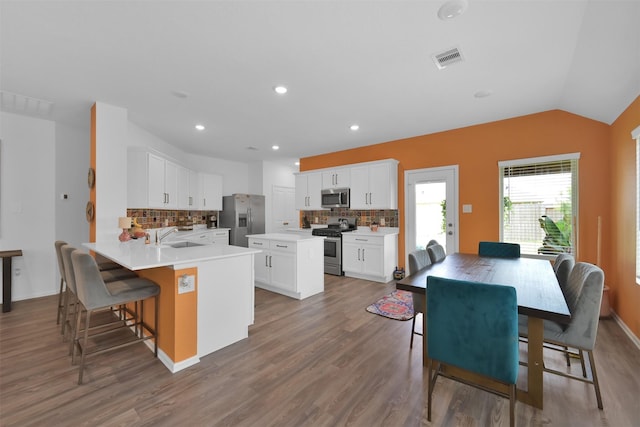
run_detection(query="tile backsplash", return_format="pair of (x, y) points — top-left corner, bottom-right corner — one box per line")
(127, 209), (218, 228)
(299, 209), (398, 227)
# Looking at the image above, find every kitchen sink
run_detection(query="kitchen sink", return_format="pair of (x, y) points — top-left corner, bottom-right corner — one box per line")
(167, 241), (205, 248)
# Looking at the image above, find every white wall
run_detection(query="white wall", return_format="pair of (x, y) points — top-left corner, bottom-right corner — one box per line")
(0, 112), (57, 301)
(95, 103), (129, 243)
(56, 122), (90, 248)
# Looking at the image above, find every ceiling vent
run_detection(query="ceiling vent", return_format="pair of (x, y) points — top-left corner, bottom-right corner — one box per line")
(432, 47), (464, 70)
(0, 90), (54, 118)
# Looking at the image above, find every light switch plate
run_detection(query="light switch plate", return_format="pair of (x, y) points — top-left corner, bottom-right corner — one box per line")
(178, 274), (195, 294)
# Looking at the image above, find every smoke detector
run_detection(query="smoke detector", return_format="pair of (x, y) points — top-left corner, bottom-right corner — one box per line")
(432, 47), (464, 70)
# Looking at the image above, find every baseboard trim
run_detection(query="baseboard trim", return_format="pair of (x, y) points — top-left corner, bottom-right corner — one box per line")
(610, 310), (640, 351)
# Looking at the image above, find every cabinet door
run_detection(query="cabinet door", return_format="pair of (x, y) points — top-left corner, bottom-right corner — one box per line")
(295, 174), (308, 209)
(361, 243), (384, 277)
(270, 250), (296, 291)
(306, 172), (323, 209)
(147, 154), (166, 208)
(177, 166), (191, 209)
(341, 241), (363, 273)
(200, 173), (223, 210)
(164, 160), (179, 209)
(254, 252), (270, 284)
(188, 169), (199, 209)
(368, 162), (391, 209)
(349, 165), (370, 209)
(211, 230), (229, 245)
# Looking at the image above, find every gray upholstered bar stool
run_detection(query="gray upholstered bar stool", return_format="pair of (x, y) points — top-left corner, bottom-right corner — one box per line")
(70, 250), (160, 384)
(60, 245), (138, 341)
(54, 241), (68, 325)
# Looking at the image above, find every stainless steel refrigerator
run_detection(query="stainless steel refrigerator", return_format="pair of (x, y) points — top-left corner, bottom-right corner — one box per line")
(219, 194), (265, 247)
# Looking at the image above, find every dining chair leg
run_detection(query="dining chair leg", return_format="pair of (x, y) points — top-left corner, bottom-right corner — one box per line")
(78, 309), (93, 385)
(588, 350), (604, 410)
(60, 288), (70, 336)
(410, 315), (416, 348)
(427, 360), (434, 422)
(56, 278), (64, 324)
(509, 384), (516, 427)
(564, 345), (571, 366)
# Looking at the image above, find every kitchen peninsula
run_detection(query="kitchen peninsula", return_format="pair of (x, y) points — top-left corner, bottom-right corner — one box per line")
(84, 237), (261, 373)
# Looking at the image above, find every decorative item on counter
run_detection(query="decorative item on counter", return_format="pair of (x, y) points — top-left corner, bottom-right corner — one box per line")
(370, 221), (379, 232)
(393, 266), (405, 280)
(144, 233), (150, 245)
(118, 217), (132, 242)
(131, 217), (146, 238)
(302, 216), (311, 229)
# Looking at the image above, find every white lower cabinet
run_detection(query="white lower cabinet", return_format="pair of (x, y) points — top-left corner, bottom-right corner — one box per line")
(184, 229), (229, 245)
(342, 233), (398, 283)
(248, 235), (323, 300)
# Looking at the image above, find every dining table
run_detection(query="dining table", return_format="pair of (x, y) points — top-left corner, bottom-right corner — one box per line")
(396, 252), (571, 410)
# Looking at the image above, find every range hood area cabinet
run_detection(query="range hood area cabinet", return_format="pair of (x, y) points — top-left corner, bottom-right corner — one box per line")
(349, 159), (398, 210)
(321, 167), (350, 189)
(128, 148), (222, 210)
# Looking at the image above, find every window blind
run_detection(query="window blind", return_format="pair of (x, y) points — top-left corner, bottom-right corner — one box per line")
(499, 154), (579, 256)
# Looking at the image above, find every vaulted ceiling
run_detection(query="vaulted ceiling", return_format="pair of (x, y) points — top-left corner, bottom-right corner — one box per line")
(1, 1), (638, 165)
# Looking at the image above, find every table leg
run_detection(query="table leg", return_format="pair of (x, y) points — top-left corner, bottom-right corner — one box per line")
(3, 257), (12, 313)
(517, 316), (544, 409)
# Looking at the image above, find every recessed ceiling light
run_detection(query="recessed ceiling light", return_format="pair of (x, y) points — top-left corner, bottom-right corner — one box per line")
(437, 0), (468, 20)
(272, 145), (280, 150)
(195, 124), (205, 131)
(474, 89), (493, 98)
(350, 124), (360, 131)
(273, 86), (288, 95)
(295, 161), (300, 166)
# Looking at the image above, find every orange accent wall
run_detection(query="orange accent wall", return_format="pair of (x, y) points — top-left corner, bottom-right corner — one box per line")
(137, 267), (198, 363)
(90, 104), (96, 243)
(303, 109), (610, 269)
(610, 96), (640, 339)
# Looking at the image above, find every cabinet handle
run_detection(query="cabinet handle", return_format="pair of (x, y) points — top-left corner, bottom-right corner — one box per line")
(265, 255), (269, 267)
(189, 196), (192, 206)
(355, 238), (368, 242)
(254, 242), (263, 245)
(269, 255), (272, 268)
(203, 198), (206, 207)
(357, 248), (361, 261)
(276, 244), (288, 248)
(362, 248), (365, 262)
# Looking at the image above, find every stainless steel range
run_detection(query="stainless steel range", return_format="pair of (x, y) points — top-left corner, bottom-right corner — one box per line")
(311, 217), (357, 276)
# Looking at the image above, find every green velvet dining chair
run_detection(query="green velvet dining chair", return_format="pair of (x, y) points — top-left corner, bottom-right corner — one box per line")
(478, 241), (521, 258)
(426, 276), (519, 427)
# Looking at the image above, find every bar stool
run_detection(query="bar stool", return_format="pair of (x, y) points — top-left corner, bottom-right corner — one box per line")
(60, 245), (138, 342)
(70, 250), (160, 384)
(54, 241), (68, 324)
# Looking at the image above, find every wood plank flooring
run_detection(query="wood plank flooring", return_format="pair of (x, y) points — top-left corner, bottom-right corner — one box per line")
(1, 274), (639, 426)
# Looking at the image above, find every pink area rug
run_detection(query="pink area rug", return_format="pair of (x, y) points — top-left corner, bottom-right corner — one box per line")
(365, 290), (414, 321)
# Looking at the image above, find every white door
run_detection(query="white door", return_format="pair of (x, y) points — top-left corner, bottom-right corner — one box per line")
(272, 185), (296, 232)
(405, 166), (459, 262)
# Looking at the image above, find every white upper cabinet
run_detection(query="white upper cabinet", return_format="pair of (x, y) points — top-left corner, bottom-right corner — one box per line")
(349, 159), (398, 210)
(199, 173), (223, 211)
(295, 172), (324, 210)
(321, 167), (350, 189)
(178, 166), (199, 210)
(128, 150), (179, 209)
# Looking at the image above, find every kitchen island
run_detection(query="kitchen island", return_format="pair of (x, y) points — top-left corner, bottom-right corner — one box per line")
(84, 238), (260, 373)
(247, 233), (324, 300)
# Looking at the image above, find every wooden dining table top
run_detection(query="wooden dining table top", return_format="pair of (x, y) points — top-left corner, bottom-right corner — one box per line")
(396, 252), (571, 324)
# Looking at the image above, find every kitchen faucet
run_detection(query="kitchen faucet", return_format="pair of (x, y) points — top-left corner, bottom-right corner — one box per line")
(156, 227), (178, 245)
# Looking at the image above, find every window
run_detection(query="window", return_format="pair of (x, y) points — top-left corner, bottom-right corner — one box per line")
(499, 153), (580, 257)
(634, 125), (640, 284)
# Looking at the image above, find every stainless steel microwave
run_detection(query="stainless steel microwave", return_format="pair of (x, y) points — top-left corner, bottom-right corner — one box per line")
(321, 188), (350, 208)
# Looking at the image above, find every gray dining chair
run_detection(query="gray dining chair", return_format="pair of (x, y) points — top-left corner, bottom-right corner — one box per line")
(70, 250), (161, 384)
(407, 249), (432, 348)
(427, 276), (519, 427)
(553, 253), (575, 290)
(519, 262), (605, 409)
(54, 241), (68, 326)
(427, 244), (446, 263)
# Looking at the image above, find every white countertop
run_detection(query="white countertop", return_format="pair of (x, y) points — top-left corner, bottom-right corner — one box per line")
(84, 239), (260, 271)
(246, 233), (324, 242)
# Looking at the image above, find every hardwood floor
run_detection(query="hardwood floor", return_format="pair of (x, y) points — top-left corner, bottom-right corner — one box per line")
(1, 275), (639, 426)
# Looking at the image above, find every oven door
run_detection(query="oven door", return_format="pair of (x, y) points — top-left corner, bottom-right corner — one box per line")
(323, 236), (342, 276)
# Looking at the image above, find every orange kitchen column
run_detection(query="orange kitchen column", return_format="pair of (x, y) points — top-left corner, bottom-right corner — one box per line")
(137, 266), (198, 368)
